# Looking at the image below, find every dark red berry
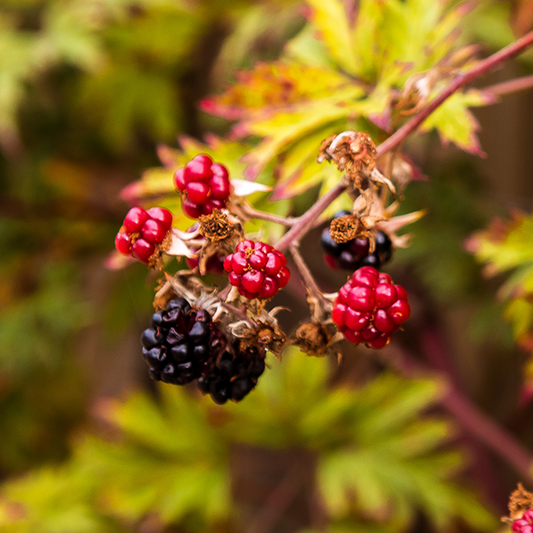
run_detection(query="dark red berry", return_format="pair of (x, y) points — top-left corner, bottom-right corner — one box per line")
(332, 266), (410, 349)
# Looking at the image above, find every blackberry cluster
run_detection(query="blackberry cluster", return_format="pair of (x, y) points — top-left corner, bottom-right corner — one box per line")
(141, 297), (266, 403)
(321, 211), (392, 271)
(197, 344), (266, 404)
(141, 298), (225, 385)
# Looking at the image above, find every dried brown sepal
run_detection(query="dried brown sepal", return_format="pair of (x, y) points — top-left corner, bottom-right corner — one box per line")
(330, 214), (359, 243)
(199, 209), (234, 242)
(325, 132), (377, 179)
(197, 210), (244, 275)
(506, 484), (533, 521)
(293, 322), (331, 357)
(153, 273), (178, 311)
(147, 230), (173, 270)
(317, 134), (337, 163)
(229, 318), (286, 360)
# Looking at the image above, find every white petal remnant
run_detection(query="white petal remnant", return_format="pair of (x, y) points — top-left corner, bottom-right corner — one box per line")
(165, 229), (195, 258)
(231, 179), (271, 197)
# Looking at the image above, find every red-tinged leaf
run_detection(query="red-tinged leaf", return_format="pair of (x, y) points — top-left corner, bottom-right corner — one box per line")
(242, 88), (364, 179)
(200, 61), (354, 120)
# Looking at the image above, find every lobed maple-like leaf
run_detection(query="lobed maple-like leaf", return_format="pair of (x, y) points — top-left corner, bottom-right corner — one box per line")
(201, 0), (493, 199)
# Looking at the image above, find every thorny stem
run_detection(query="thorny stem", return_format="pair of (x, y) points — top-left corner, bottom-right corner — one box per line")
(377, 30), (533, 157)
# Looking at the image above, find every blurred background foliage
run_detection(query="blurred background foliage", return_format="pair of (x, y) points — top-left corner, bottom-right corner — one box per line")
(1, 0), (533, 532)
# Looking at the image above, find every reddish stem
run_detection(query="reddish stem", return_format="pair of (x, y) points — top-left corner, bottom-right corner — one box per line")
(377, 31), (533, 157)
(484, 74), (533, 97)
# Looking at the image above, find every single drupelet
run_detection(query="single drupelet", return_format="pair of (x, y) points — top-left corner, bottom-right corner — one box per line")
(115, 206), (173, 264)
(332, 266), (410, 349)
(141, 297), (266, 404)
(174, 154), (232, 219)
(223, 240), (290, 299)
(321, 211), (393, 271)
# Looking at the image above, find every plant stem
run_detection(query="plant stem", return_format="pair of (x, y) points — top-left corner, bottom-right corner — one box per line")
(377, 30), (533, 157)
(484, 74), (533, 97)
(442, 383), (533, 484)
(240, 202), (297, 226)
(289, 244), (331, 311)
(275, 182), (346, 251)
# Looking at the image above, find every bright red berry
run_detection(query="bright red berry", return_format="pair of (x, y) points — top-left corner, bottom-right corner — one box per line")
(132, 238), (155, 264)
(115, 231), (132, 255)
(123, 207), (150, 234)
(332, 266), (410, 349)
(116, 206), (173, 265)
(224, 241), (290, 299)
(146, 207), (173, 230)
(175, 155), (232, 219)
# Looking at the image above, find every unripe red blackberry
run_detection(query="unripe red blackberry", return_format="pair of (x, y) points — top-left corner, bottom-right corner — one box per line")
(174, 154), (232, 219)
(332, 267), (410, 349)
(513, 510), (533, 533)
(115, 206), (173, 264)
(197, 343), (266, 404)
(223, 240), (290, 299)
(141, 298), (227, 385)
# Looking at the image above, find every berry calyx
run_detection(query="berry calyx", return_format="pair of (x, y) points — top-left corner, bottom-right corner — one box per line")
(115, 206), (173, 265)
(224, 241), (290, 299)
(332, 266), (410, 348)
(174, 154), (232, 219)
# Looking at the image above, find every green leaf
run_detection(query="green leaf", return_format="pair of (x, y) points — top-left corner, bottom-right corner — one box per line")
(305, 0), (359, 74)
(421, 90), (491, 155)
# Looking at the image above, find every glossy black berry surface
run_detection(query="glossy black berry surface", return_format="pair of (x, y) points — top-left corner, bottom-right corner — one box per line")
(141, 297), (225, 386)
(321, 213), (393, 271)
(141, 298), (267, 404)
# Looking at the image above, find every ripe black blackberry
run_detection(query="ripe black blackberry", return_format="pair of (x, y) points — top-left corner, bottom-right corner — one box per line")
(321, 212), (393, 271)
(141, 298), (226, 385)
(197, 343), (266, 404)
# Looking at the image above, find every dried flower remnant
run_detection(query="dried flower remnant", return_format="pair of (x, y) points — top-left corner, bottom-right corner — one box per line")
(293, 322), (335, 358)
